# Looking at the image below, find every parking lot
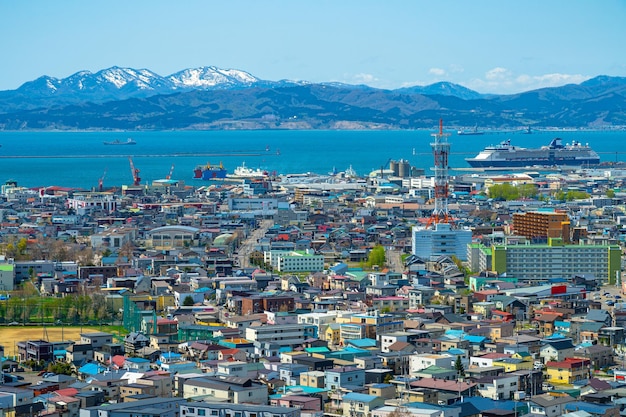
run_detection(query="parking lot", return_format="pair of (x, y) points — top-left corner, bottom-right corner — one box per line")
(592, 284), (624, 308)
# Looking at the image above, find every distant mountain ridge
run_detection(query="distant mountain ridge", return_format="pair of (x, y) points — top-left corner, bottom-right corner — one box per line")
(0, 66), (625, 130)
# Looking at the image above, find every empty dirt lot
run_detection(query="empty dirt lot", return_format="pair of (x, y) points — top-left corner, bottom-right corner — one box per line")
(0, 326), (102, 357)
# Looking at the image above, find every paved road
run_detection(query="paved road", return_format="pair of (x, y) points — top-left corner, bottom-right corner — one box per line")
(236, 219), (273, 268)
(385, 247), (405, 273)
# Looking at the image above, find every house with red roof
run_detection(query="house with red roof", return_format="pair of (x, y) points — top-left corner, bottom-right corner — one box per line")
(491, 309), (515, 322)
(217, 348), (247, 362)
(545, 358), (591, 385)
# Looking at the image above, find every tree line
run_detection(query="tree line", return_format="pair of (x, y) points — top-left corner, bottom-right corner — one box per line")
(0, 292), (114, 325)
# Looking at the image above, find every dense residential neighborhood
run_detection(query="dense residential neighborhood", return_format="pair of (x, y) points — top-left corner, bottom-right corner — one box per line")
(1, 161), (626, 417)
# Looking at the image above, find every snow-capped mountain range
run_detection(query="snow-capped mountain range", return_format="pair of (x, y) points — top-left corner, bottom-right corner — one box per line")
(0, 65), (481, 113)
(1, 66), (625, 130)
(16, 66), (283, 95)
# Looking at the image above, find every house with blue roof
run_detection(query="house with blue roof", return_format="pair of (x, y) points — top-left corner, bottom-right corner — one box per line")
(564, 401), (619, 417)
(124, 357), (151, 372)
(555, 320), (572, 335)
(329, 263), (348, 275)
(325, 346), (371, 362)
(77, 362), (107, 379)
(159, 352), (182, 363)
(461, 397), (528, 416)
(445, 329), (465, 339)
(341, 392), (385, 417)
(347, 338), (378, 349)
(464, 335), (486, 352)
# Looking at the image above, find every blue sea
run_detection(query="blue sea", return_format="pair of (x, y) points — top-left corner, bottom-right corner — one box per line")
(0, 129), (624, 190)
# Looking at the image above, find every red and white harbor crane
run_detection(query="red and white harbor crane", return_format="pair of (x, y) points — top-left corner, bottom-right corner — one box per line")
(98, 169), (107, 192)
(129, 157), (141, 186)
(165, 164), (175, 180)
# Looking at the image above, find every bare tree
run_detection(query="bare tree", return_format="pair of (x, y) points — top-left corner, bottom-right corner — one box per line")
(119, 240), (135, 261)
(388, 406), (413, 417)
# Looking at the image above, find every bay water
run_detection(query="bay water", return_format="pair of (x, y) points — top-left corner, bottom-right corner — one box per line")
(0, 129), (624, 190)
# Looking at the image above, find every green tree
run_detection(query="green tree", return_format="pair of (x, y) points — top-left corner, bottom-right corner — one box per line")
(4, 243), (16, 258)
(606, 189), (616, 198)
(488, 183), (519, 200)
(518, 184), (538, 199)
(48, 361), (73, 375)
(554, 190), (590, 201)
(455, 355), (465, 377)
(17, 238), (28, 255)
(451, 255), (472, 281)
(367, 245), (386, 269)
(183, 296), (195, 306)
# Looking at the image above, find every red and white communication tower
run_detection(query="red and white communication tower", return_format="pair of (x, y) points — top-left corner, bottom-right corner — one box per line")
(428, 119), (452, 226)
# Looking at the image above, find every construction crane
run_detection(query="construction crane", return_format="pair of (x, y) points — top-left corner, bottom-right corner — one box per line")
(129, 157), (141, 186)
(98, 169), (107, 192)
(380, 158), (392, 177)
(166, 164), (175, 180)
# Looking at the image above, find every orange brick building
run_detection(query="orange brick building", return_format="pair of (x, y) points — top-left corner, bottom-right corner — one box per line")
(512, 211), (570, 242)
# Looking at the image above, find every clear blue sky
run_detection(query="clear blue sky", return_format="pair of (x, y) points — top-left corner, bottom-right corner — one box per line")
(1, 0), (625, 94)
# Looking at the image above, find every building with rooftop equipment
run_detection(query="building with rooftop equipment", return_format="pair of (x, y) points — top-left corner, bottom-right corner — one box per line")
(512, 210), (571, 243)
(411, 120), (472, 261)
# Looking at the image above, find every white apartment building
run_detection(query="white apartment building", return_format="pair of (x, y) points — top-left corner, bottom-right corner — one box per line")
(245, 324), (306, 347)
(412, 223), (472, 261)
(409, 353), (453, 376)
(476, 374), (519, 400)
(90, 227), (136, 251)
(66, 193), (119, 214)
(264, 249), (324, 272)
(297, 311), (340, 335)
(181, 402), (301, 417)
(408, 286), (436, 309)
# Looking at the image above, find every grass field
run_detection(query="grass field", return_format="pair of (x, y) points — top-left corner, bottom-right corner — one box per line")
(0, 326), (114, 358)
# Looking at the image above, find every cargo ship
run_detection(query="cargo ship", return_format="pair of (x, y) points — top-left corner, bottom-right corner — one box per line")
(104, 138), (136, 145)
(193, 162), (227, 180)
(457, 125), (484, 136)
(465, 138), (600, 168)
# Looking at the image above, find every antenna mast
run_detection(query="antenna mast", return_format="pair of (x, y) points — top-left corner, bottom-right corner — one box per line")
(428, 119), (452, 226)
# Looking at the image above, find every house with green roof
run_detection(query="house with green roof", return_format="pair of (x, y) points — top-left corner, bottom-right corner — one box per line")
(0, 263), (14, 291)
(413, 365), (457, 380)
